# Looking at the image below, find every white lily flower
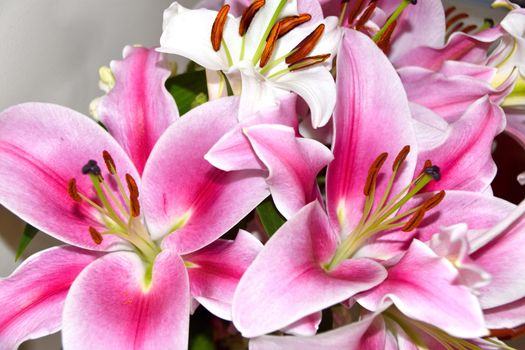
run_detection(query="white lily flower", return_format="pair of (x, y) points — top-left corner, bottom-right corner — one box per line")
(159, 0), (340, 127)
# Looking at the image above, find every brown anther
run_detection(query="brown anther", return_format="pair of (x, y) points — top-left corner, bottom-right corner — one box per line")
(289, 54), (331, 71)
(239, 0), (265, 36)
(347, 0), (366, 26)
(260, 21), (281, 68)
(448, 22), (465, 35)
(286, 24), (325, 65)
(67, 178), (82, 202)
(444, 6), (456, 18)
(461, 24), (477, 34)
(277, 14), (312, 39)
(401, 208), (426, 232)
(490, 324), (525, 340)
(421, 190), (446, 211)
(130, 195), (141, 217)
(392, 145), (411, 172)
(376, 20), (397, 54)
(446, 13), (468, 29)
(102, 150), (116, 175)
(354, 2), (377, 31)
(88, 226), (103, 245)
(211, 5), (230, 51)
(364, 152), (388, 196)
(125, 174), (139, 198)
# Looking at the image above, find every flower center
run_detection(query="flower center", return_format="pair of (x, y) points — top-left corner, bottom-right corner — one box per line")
(210, 1), (331, 80)
(67, 150), (160, 263)
(326, 146), (444, 270)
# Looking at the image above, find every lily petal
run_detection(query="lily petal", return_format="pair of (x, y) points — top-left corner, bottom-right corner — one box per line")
(326, 29), (417, 232)
(505, 108), (525, 148)
(0, 247), (99, 349)
(356, 240), (487, 338)
(280, 312), (322, 336)
(98, 46), (178, 174)
(0, 103), (139, 251)
(62, 250), (190, 350)
(243, 124), (333, 219)
(141, 97), (269, 254)
(232, 202), (387, 337)
(183, 230), (262, 320)
(484, 297), (525, 329)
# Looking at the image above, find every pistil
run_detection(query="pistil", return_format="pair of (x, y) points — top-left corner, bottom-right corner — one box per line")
(326, 147), (444, 270)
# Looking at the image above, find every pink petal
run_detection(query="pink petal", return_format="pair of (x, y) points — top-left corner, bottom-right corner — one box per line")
(471, 215), (525, 309)
(232, 202), (387, 337)
(0, 103), (139, 251)
(62, 250), (190, 350)
(280, 312), (322, 336)
(0, 247), (99, 349)
(418, 96), (505, 193)
(183, 230), (262, 320)
(141, 97), (269, 254)
(244, 124), (333, 219)
(384, 0), (446, 63)
(484, 297), (525, 329)
(250, 312), (382, 350)
(326, 29), (417, 231)
(394, 27), (505, 70)
(98, 46), (178, 174)
(205, 94), (298, 172)
(356, 240), (487, 338)
(505, 109), (525, 149)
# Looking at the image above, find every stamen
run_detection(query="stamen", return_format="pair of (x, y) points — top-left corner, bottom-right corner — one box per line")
(260, 22), (281, 68)
(125, 174), (139, 198)
(423, 159), (432, 169)
(288, 54), (331, 71)
(67, 178), (82, 202)
(239, 0), (265, 36)
(211, 5), (230, 51)
(446, 12), (468, 29)
(444, 6), (456, 18)
(89, 226), (103, 245)
(423, 165), (441, 181)
(363, 152), (388, 196)
(448, 21), (465, 35)
(373, 0), (415, 43)
(421, 190), (446, 210)
(354, 2), (377, 31)
(82, 160), (101, 177)
(376, 20), (397, 54)
(130, 195), (141, 217)
(285, 24), (325, 65)
(277, 14), (312, 38)
(392, 145), (410, 171)
(401, 207), (426, 232)
(461, 24), (477, 34)
(347, 0), (367, 26)
(102, 150), (116, 175)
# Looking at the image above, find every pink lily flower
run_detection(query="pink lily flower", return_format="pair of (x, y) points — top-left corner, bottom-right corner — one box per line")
(233, 29), (492, 338)
(0, 48), (268, 348)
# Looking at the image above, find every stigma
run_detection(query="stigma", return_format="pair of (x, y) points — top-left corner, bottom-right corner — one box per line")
(327, 146), (445, 270)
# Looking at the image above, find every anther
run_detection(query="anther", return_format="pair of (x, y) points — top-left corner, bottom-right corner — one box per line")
(260, 22), (281, 68)
(286, 24), (325, 65)
(354, 2), (377, 31)
(239, 0), (265, 36)
(401, 208), (426, 232)
(289, 54), (331, 71)
(82, 160), (101, 177)
(421, 190), (446, 211)
(392, 145), (410, 172)
(424, 165), (441, 181)
(130, 196), (141, 217)
(461, 24), (477, 34)
(88, 226), (103, 245)
(347, 0), (367, 26)
(376, 20), (397, 54)
(211, 5), (230, 51)
(364, 152), (388, 196)
(446, 13), (468, 29)
(277, 14), (312, 38)
(102, 150), (116, 175)
(125, 174), (139, 198)
(444, 6), (456, 18)
(67, 178), (82, 202)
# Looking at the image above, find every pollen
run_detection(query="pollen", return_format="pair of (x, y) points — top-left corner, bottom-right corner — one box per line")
(354, 2), (377, 31)
(286, 24), (325, 65)
(125, 174), (139, 198)
(392, 145), (410, 172)
(211, 5), (230, 51)
(102, 150), (116, 175)
(67, 178), (82, 202)
(421, 190), (446, 211)
(401, 208), (426, 232)
(277, 14), (312, 38)
(88, 226), (103, 245)
(288, 54), (331, 71)
(260, 21), (281, 68)
(239, 0), (265, 36)
(364, 152), (388, 196)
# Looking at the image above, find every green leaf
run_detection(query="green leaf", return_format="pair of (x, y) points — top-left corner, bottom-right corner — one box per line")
(15, 224), (39, 261)
(165, 70), (208, 115)
(256, 197), (286, 237)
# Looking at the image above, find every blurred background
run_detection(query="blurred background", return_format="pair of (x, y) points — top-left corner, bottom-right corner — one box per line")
(0, 0), (524, 349)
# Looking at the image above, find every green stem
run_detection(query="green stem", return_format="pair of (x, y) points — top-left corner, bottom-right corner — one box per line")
(252, 0), (288, 65)
(372, 0), (411, 42)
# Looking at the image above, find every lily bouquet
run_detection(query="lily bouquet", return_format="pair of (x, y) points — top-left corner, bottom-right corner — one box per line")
(1, 0), (525, 349)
